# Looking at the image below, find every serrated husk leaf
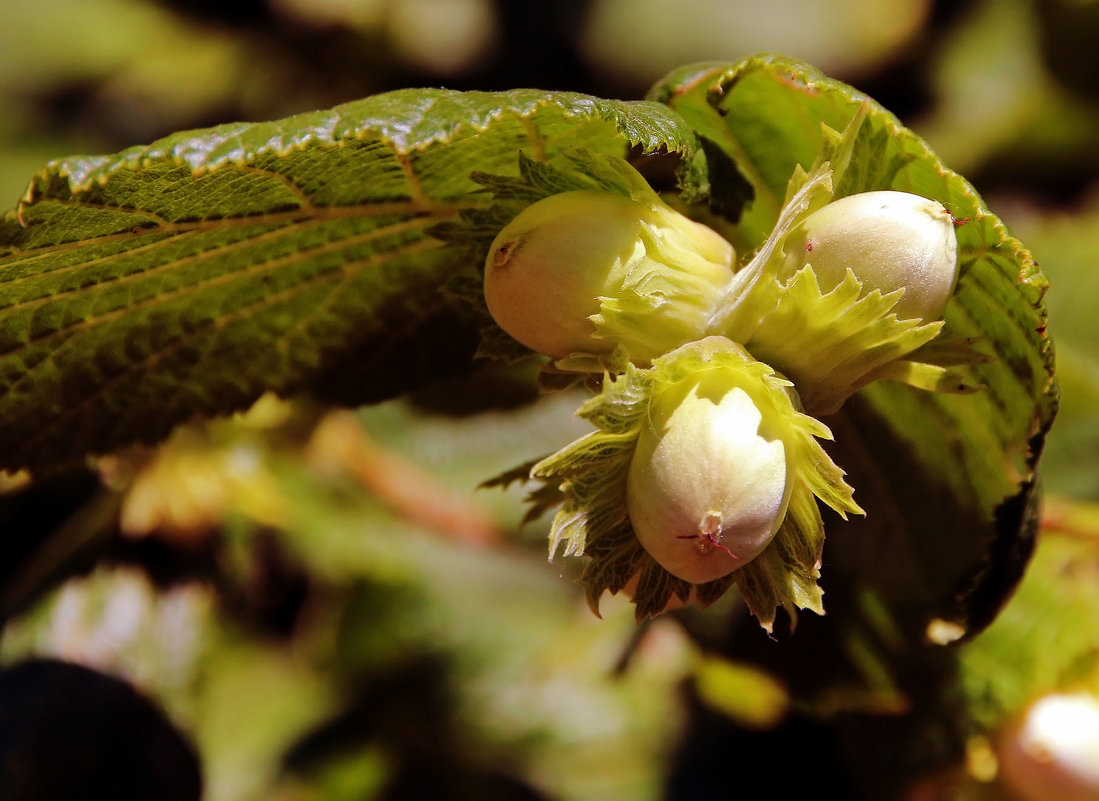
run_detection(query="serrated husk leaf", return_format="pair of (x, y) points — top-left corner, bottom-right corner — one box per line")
(746, 267), (949, 415)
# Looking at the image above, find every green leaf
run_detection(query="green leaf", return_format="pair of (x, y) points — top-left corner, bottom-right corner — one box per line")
(1006, 199), (1099, 499)
(692, 655), (789, 729)
(651, 56), (1056, 636)
(0, 89), (696, 473)
(959, 529), (1099, 730)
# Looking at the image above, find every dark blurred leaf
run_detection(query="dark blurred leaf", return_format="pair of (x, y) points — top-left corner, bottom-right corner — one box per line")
(0, 481), (121, 623)
(0, 658), (201, 801)
(0, 469), (100, 599)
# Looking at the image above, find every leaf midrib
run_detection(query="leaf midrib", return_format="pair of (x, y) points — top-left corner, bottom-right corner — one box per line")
(3, 199), (472, 264)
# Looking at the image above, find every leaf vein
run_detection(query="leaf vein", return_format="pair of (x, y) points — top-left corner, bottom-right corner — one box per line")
(3, 200), (475, 262)
(15, 237), (441, 459)
(0, 216), (442, 373)
(229, 164), (314, 209)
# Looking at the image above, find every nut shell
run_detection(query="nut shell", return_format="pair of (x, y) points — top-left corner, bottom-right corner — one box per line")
(626, 377), (788, 584)
(998, 693), (1099, 801)
(483, 190), (734, 360)
(782, 190), (959, 322)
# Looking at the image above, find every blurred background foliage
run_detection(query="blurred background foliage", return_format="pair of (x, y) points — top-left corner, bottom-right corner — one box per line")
(1, 1), (1098, 799)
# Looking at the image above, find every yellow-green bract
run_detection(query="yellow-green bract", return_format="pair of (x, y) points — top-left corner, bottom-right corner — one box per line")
(712, 174), (969, 416)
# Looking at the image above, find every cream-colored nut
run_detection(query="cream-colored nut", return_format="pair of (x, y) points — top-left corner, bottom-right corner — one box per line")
(483, 189), (734, 360)
(626, 375), (788, 584)
(782, 190), (959, 322)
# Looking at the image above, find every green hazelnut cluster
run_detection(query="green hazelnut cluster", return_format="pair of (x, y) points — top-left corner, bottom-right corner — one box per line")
(481, 140), (970, 624)
(484, 189), (735, 363)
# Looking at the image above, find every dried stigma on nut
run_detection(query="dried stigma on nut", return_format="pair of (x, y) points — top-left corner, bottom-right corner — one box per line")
(483, 189), (735, 362)
(626, 356), (791, 584)
(781, 190), (959, 322)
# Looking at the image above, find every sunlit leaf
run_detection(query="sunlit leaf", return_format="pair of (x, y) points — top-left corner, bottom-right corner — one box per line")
(0, 89), (695, 473)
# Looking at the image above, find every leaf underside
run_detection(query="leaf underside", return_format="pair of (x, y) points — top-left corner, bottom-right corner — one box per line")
(0, 89), (695, 473)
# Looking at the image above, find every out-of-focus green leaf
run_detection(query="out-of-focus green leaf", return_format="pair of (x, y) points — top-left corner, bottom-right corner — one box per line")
(693, 655), (788, 728)
(1005, 200), (1099, 499)
(914, 0), (1047, 175)
(580, 0), (930, 95)
(0, 90), (694, 474)
(959, 528), (1099, 732)
(650, 55), (1056, 637)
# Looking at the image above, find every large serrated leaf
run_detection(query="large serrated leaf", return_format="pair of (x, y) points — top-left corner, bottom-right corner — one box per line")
(651, 56), (1056, 638)
(0, 89), (695, 473)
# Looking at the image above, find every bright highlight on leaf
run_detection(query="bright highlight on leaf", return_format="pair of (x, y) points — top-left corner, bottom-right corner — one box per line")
(693, 655), (789, 729)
